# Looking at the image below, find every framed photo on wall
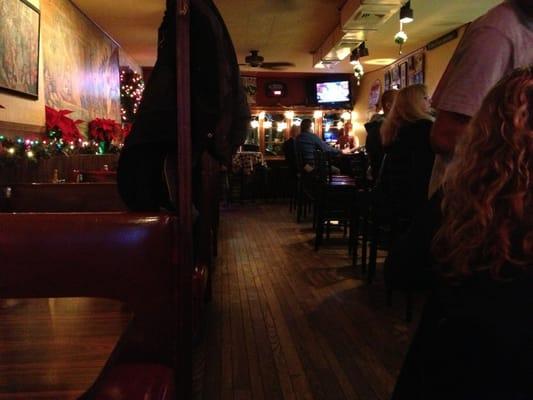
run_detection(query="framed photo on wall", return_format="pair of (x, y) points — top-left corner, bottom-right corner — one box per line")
(0, 0), (41, 98)
(391, 65), (400, 89)
(400, 62), (408, 88)
(411, 52), (425, 84)
(384, 71), (391, 90)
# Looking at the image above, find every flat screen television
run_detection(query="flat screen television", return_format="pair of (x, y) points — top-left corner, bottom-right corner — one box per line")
(315, 80), (350, 104)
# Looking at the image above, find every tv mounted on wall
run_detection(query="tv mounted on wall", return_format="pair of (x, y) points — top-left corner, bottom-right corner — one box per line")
(315, 80), (351, 104)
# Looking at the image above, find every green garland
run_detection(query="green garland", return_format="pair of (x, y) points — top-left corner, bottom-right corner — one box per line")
(0, 134), (120, 166)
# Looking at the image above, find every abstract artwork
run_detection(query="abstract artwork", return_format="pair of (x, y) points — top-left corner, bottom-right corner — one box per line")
(0, 0), (40, 98)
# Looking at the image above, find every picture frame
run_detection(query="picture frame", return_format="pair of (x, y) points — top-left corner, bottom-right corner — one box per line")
(390, 65), (400, 89)
(412, 52), (425, 84)
(0, 0), (41, 98)
(400, 62), (408, 88)
(384, 71), (391, 90)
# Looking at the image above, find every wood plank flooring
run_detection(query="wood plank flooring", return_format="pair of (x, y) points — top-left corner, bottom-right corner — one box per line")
(0, 202), (420, 399)
(199, 202), (420, 400)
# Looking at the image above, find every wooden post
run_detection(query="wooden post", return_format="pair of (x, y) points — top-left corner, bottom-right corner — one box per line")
(174, 0), (192, 398)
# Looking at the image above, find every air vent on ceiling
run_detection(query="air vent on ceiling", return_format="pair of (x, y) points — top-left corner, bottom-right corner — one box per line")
(340, 1), (403, 31)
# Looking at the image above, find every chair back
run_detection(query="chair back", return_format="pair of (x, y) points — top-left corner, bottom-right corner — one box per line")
(313, 149), (334, 183)
(241, 143), (259, 152)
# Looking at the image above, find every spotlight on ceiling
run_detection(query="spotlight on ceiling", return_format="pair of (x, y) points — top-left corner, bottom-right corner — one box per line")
(358, 42), (369, 58)
(400, 1), (414, 24)
(349, 48), (359, 65)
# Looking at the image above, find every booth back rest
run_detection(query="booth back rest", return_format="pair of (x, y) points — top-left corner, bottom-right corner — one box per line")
(0, 183), (127, 212)
(0, 212), (176, 305)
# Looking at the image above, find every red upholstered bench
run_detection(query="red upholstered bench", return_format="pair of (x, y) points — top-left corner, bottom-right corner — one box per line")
(0, 212), (179, 399)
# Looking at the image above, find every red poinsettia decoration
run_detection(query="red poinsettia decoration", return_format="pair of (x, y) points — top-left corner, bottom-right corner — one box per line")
(45, 106), (84, 143)
(88, 118), (123, 143)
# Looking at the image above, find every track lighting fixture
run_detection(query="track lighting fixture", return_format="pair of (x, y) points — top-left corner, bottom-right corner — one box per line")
(400, 1), (414, 24)
(349, 42), (369, 65)
(349, 48), (359, 65)
(358, 42), (369, 58)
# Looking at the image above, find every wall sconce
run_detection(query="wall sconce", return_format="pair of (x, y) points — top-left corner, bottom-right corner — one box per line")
(341, 111), (351, 121)
(250, 119), (259, 129)
(400, 1), (414, 24)
(336, 121), (344, 129)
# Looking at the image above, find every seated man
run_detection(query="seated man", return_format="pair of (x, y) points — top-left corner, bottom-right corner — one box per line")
(295, 118), (345, 174)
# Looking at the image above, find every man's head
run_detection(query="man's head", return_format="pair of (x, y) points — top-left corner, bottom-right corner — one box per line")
(300, 118), (313, 132)
(380, 90), (398, 116)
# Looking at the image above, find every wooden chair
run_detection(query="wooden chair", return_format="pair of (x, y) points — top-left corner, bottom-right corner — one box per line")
(313, 150), (357, 251)
(367, 154), (415, 284)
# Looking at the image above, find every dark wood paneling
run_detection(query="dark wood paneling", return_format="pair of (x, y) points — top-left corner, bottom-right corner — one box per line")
(0, 154), (119, 184)
(0, 120), (45, 139)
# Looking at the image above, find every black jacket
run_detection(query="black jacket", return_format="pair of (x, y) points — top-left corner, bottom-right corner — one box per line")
(117, 0), (250, 210)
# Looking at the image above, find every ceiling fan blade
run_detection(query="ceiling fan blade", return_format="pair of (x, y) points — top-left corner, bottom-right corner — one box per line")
(260, 62), (295, 70)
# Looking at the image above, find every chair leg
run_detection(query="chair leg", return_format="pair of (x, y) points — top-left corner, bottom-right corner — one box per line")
(350, 212), (359, 267)
(314, 209), (324, 251)
(361, 215), (368, 274)
(386, 288), (392, 307)
(368, 217), (379, 284)
(296, 187), (303, 223)
(405, 291), (413, 322)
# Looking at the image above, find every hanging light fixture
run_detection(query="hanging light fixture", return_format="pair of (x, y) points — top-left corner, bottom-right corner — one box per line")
(400, 1), (414, 24)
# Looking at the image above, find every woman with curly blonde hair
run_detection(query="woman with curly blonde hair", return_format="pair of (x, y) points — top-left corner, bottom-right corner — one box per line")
(389, 66), (533, 400)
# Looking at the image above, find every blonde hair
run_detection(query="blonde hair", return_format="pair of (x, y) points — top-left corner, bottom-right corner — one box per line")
(380, 84), (433, 146)
(432, 66), (533, 278)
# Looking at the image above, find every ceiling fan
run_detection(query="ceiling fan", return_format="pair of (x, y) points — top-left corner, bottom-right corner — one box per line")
(240, 50), (295, 70)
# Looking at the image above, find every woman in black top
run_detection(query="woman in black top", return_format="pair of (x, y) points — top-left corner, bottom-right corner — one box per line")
(379, 84), (435, 216)
(388, 66), (533, 399)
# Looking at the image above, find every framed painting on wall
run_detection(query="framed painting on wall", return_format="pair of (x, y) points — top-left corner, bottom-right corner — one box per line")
(42, 0), (121, 124)
(0, 0), (41, 98)
(241, 76), (257, 105)
(368, 79), (382, 111)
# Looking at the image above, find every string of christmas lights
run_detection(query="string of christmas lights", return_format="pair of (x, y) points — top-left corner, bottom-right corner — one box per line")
(120, 67), (145, 123)
(0, 134), (121, 165)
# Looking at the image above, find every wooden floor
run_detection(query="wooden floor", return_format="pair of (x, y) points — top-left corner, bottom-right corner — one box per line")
(199, 202), (419, 400)
(0, 202), (420, 399)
